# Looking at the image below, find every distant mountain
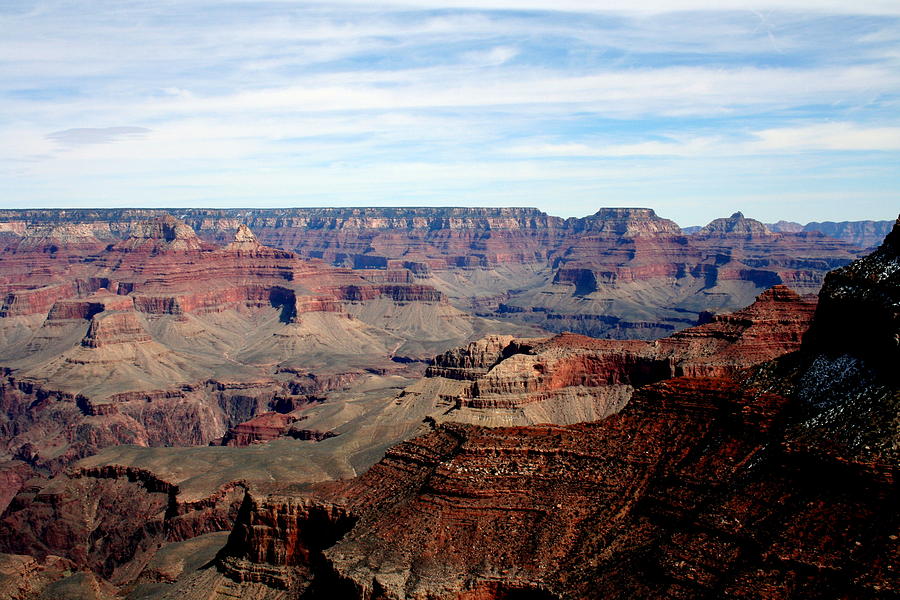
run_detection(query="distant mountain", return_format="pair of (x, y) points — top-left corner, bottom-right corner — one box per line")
(803, 219), (895, 248)
(768, 220), (804, 233)
(766, 218), (893, 248)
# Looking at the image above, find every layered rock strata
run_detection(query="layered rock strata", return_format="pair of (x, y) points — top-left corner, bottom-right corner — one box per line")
(0, 207), (865, 337)
(0, 465), (245, 587)
(412, 285), (816, 425)
(201, 221), (899, 599)
(0, 216), (532, 474)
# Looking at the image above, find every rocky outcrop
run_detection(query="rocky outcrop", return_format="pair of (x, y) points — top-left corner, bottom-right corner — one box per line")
(416, 285), (817, 416)
(223, 223), (263, 252)
(218, 494), (356, 590)
(807, 217), (900, 369)
(779, 218), (900, 470)
(697, 211), (772, 236)
(551, 267), (597, 295)
(0, 465), (245, 585)
(203, 223), (898, 599)
(0, 461), (34, 515)
(80, 310), (152, 348)
(657, 284), (818, 376)
(47, 295), (133, 321)
(220, 412), (298, 447)
(569, 207), (682, 235)
(426, 335), (517, 380)
(113, 214), (209, 253)
(0, 283), (80, 317)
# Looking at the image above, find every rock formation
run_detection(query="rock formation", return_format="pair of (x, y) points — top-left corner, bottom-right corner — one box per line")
(0, 208), (894, 599)
(0, 216), (535, 475)
(0, 465), (245, 588)
(403, 284), (817, 427)
(150, 219), (896, 599)
(0, 207), (866, 337)
(697, 211), (772, 235)
(220, 412), (299, 447)
(803, 219), (896, 249)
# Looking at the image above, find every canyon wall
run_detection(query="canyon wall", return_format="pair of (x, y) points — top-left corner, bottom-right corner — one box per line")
(0, 207), (865, 338)
(195, 218), (899, 599)
(0, 210), (894, 599)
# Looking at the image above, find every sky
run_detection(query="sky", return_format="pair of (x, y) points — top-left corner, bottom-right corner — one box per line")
(2, 1), (899, 226)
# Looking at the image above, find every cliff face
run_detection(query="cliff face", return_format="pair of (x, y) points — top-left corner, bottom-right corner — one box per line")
(0, 209), (892, 600)
(807, 217), (900, 369)
(0, 215), (534, 475)
(804, 219), (896, 249)
(200, 223), (898, 600)
(781, 218), (900, 470)
(0, 208), (864, 340)
(0, 465), (245, 586)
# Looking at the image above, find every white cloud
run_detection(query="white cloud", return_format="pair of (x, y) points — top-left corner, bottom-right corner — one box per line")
(2, 0), (899, 223)
(291, 0), (900, 16)
(138, 64), (897, 118)
(463, 46), (519, 66)
(507, 123), (900, 158)
(46, 127), (151, 147)
(750, 123), (900, 151)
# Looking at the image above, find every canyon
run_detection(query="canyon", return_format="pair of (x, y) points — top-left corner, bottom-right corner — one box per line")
(0, 214), (538, 479)
(0, 208), (896, 599)
(0, 208), (868, 340)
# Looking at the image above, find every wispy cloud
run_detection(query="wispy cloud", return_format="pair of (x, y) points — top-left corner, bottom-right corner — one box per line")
(508, 123), (900, 157)
(46, 127), (151, 147)
(1, 1), (898, 224)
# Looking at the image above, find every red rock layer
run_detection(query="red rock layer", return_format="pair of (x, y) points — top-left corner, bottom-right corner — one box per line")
(46, 295), (133, 321)
(214, 370), (895, 599)
(220, 412), (298, 447)
(422, 285), (817, 410)
(207, 220), (899, 599)
(0, 466), (245, 585)
(656, 284), (819, 376)
(0, 215), (446, 319)
(0, 282), (81, 317)
(80, 311), (152, 348)
(0, 207), (863, 278)
(0, 207), (865, 339)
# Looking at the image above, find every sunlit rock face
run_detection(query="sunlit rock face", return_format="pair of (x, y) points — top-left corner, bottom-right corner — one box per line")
(0, 215), (534, 476)
(198, 222), (898, 600)
(0, 210), (894, 599)
(0, 207), (865, 339)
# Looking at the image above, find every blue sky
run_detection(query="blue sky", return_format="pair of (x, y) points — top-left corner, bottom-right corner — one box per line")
(2, 0), (899, 225)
